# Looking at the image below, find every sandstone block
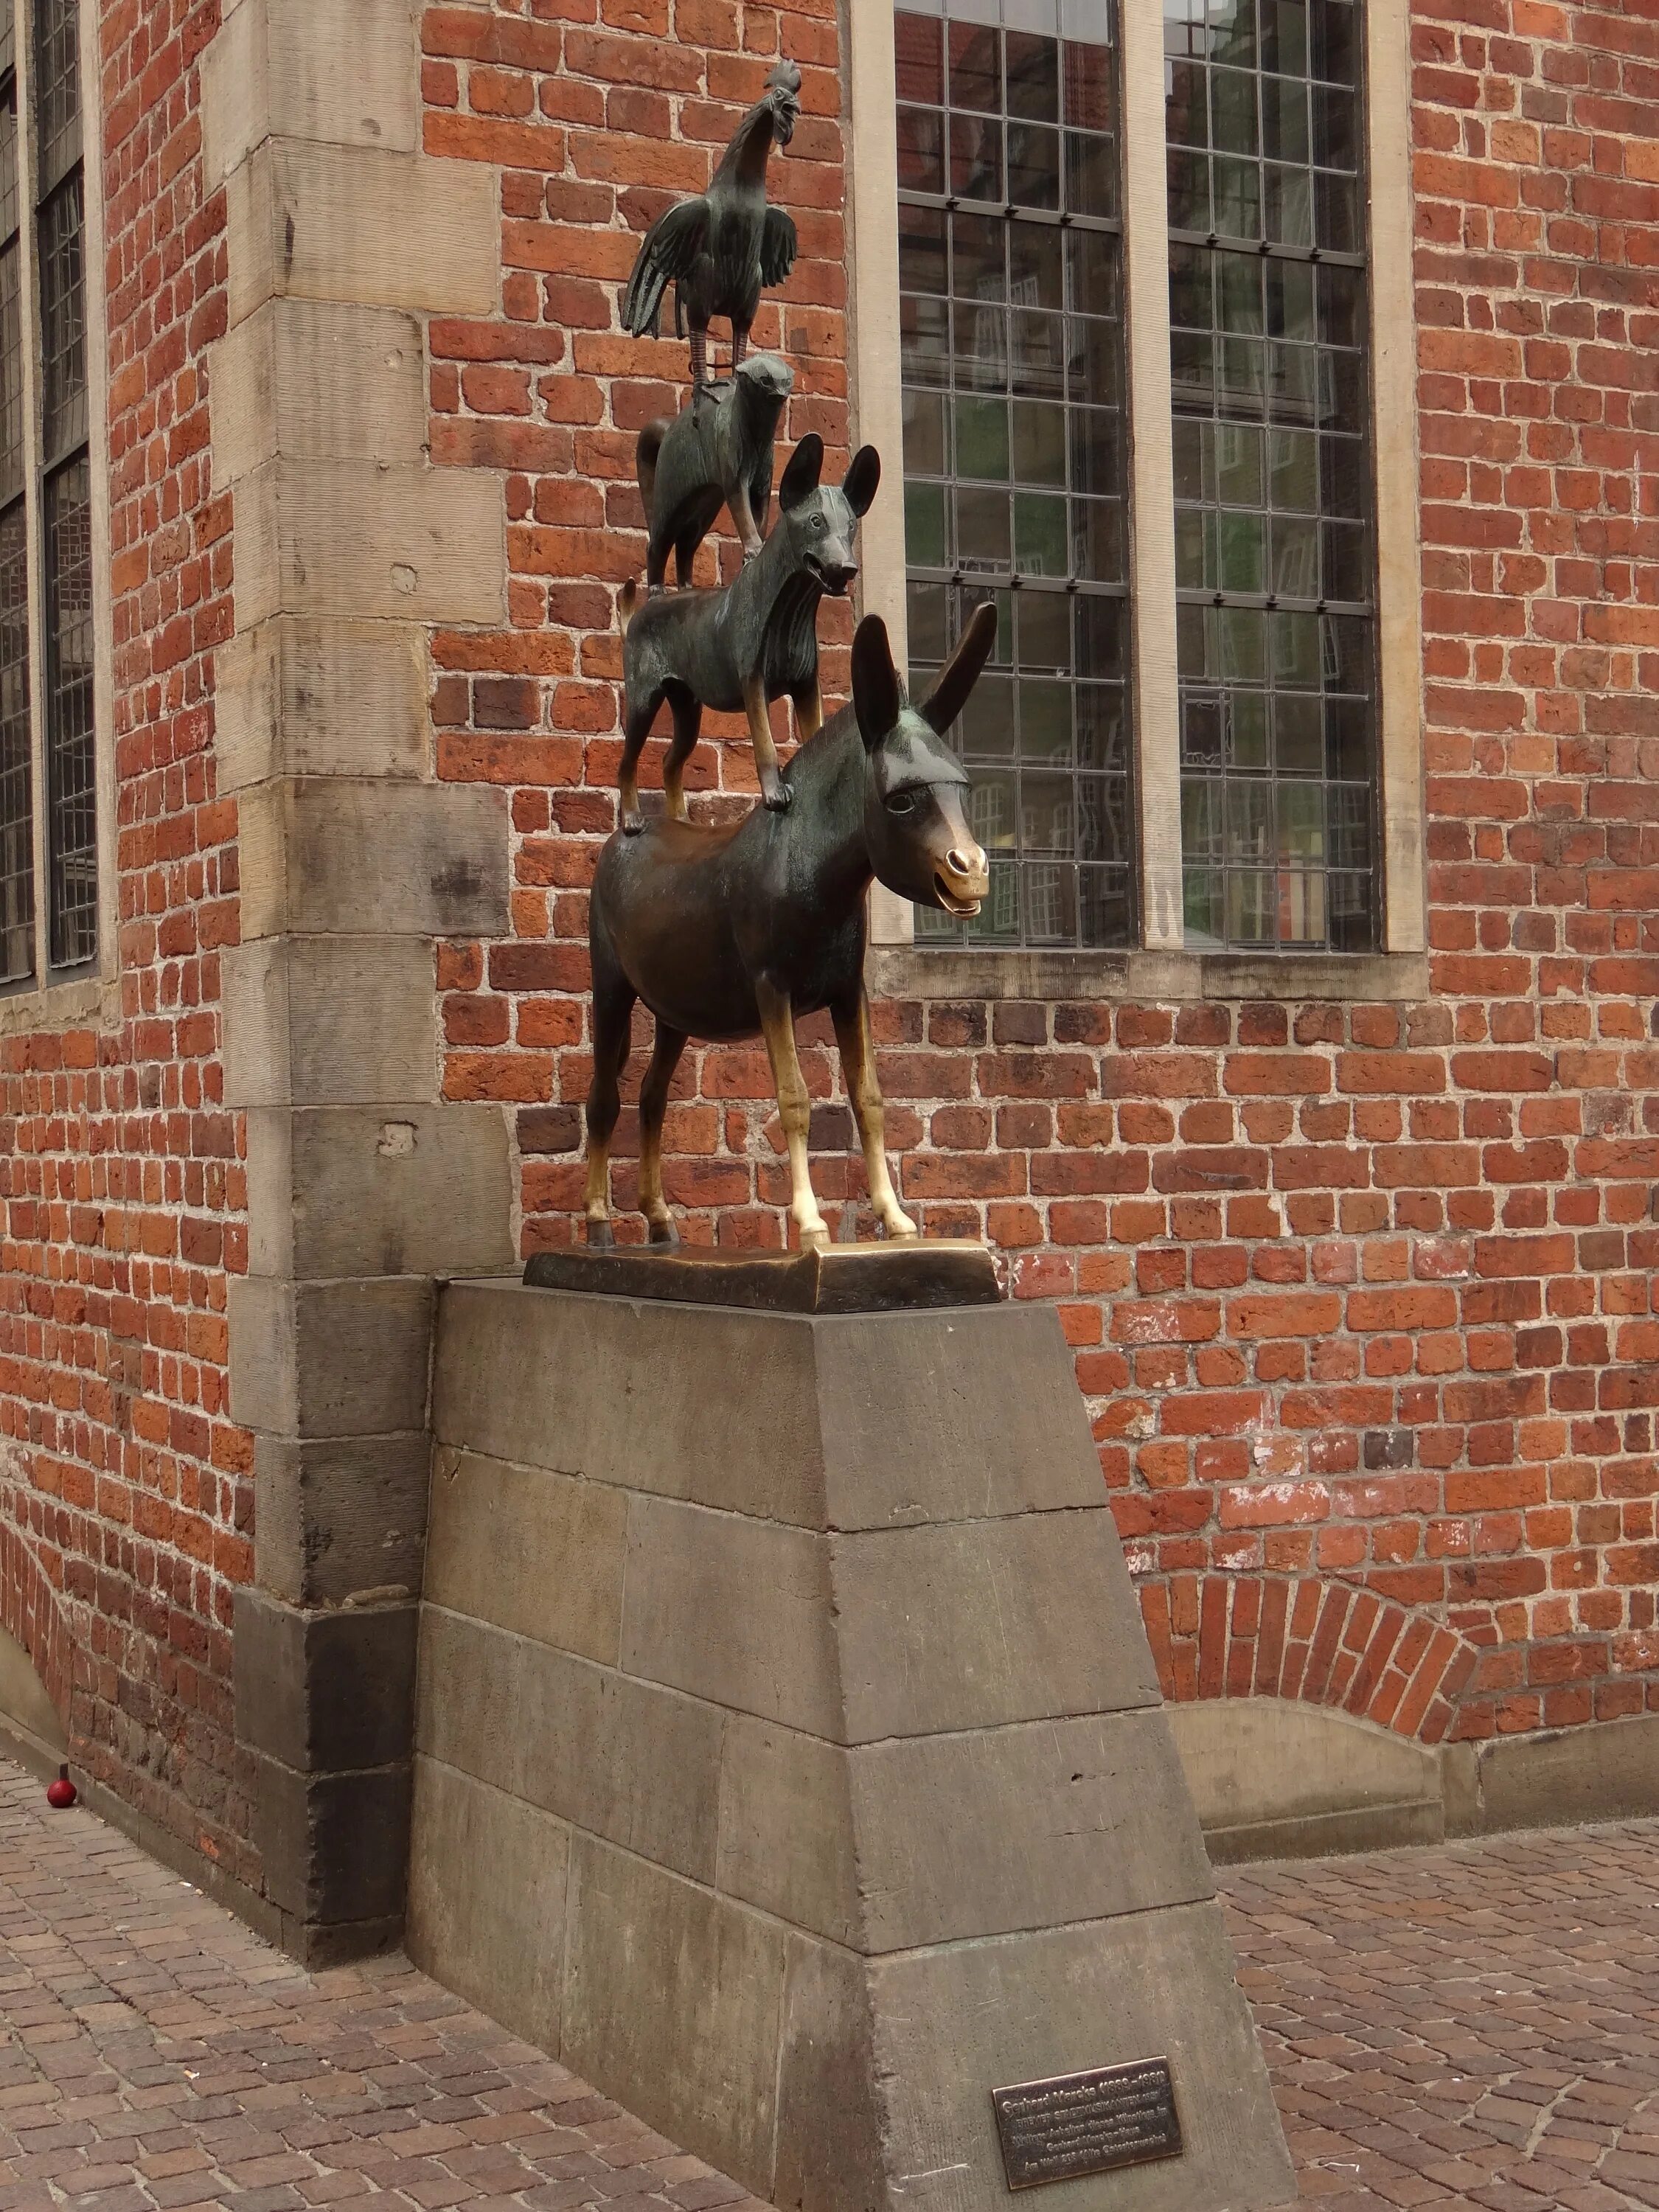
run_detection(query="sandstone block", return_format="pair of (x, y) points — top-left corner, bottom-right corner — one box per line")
(254, 1433), (431, 1606)
(216, 619), (429, 792)
(234, 1588), (417, 1773)
(222, 936), (437, 1109)
(226, 142), (498, 325)
(212, 300), (426, 489)
(234, 462), (504, 630)
(424, 1452), (626, 1664)
(406, 1758), (571, 2058)
(229, 1276), (434, 1438)
(246, 1107), (513, 1281)
(202, 0), (421, 185)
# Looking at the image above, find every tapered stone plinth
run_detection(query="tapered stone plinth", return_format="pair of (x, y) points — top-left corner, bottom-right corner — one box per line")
(408, 1279), (1294, 2212)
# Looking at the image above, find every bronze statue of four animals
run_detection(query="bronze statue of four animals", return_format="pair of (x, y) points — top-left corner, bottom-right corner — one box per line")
(581, 60), (994, 1255)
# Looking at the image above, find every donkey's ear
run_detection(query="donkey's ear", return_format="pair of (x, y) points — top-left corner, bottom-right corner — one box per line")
(919, 599), (999, 735)
(852, 616), (903, 753)
(842, 445), (881, 517)
(778, 434), (824, 510)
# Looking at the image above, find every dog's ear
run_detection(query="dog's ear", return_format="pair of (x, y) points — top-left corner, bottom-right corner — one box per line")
(852, 616), (902, 754)
(919, 600), (998, 736)
(843, 445), (880, 517)
(778, 434), (824, 511)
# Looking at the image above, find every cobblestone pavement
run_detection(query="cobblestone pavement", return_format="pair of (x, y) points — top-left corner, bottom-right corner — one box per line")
(1231, 1820), (1659, 2211)
(3, 1757), (1658, 2211)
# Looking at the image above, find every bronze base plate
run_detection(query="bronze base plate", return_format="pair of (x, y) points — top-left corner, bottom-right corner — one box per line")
(521, 1237), (1002, 1314)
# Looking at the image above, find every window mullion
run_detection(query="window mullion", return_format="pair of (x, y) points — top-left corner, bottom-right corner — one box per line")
(1119, 0), (1181, 950)
(1366, 0), (1422, 956)
(853, 0), (915, 948)
(14, 0), (46, 991)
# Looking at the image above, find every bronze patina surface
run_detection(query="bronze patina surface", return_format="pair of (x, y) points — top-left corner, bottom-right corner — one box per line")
(523, 1237), (1001, 1314)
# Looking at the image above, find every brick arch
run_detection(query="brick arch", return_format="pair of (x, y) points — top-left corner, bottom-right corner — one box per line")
(0, 1489), (76, 1731)
(1139, 1574), (1482, 1747)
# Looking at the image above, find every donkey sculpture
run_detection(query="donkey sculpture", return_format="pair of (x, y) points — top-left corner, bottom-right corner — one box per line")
(585, 605), (997, 1252)
(616, 434), (877, 830)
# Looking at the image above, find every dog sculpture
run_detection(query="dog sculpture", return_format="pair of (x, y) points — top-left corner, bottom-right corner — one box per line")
(637, 353), (794, 592)
(619, 60), (801, 389)
(585, 606), (996, 1252)
(617, 434), (878, 828)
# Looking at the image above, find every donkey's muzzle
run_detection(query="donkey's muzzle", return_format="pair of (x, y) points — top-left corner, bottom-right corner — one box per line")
(936, 843), (990, 917)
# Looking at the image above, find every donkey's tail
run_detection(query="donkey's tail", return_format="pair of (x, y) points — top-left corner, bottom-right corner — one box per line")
(635, 418), (667, 526)
(618, 579), (640, 636)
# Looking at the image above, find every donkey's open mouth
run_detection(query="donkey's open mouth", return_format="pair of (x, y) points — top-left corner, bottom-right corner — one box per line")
(934, 874), (983, 918)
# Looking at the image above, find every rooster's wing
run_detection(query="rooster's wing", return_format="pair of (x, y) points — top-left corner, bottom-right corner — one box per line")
(621, 198), (712, 338)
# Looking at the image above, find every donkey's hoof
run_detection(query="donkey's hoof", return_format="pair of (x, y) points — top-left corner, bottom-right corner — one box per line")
(799, 1225), (830, 1255)
(647, 1217), (680, 1250)
(585, 1218), (616, 1250)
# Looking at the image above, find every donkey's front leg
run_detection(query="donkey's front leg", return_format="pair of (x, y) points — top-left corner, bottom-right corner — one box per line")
(743, 675), (791, 813)
(756, 979), (829, 1251)
(832, 991), (917, 1240)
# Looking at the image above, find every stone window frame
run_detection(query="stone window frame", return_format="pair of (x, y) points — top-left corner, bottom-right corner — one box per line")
(0, 0), (116, 1039)
(849, 0), (1425, 1001)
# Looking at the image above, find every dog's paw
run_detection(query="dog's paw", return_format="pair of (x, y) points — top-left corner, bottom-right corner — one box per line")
(762, 782), (793, 813)
(622, 812), (647, 836)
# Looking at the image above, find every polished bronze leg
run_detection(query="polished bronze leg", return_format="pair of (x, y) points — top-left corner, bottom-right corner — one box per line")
(639, 1022), (688, 1245)
(585, 977), (635, 1246)
(619, 692), (661, 835)
(662, 692), (700, 824)
(745, 674), (790, 812)
(832, 990), (916, 1241)
(757, 978), (828, 1251)
(793, 679), (823, 742)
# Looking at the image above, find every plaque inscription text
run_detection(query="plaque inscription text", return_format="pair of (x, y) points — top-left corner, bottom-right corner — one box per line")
(991, 2059), (1182, 2190)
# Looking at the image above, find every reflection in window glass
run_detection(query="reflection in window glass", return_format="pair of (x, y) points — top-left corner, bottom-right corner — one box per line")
(1166, 0), (1377, 950)
(898, 0), (1133, 948)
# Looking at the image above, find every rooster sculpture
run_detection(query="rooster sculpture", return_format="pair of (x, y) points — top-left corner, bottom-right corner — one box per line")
(619, 60), (802, 389)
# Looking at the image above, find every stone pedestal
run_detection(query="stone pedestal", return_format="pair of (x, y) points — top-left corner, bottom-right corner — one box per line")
(408, 1276), (1294, 2212)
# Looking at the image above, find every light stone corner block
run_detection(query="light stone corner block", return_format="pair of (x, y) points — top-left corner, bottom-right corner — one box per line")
(237, 778), (509, 941)
(215, 618), (430, 793)
(232, 459), (506, 631)
(226, 142), (499, 328)
(229, 1274), (434, 1439)
(201, 0), (422, 189)
(246, 1105), (514, 1281)
(210, 299), (428, 491)
(221, 934), (439, 1109)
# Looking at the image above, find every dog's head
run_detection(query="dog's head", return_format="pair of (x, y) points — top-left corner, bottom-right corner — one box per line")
(773, 434), (879, 596)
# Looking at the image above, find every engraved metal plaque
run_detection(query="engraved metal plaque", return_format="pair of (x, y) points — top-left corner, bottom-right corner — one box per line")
(992, 2059), (1182, 2190)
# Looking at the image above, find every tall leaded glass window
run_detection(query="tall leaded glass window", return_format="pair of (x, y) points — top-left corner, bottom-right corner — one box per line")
(0, 0), (98, 990)
(37, 0), (92, 970)
(1165, 0), (1377, 950)
(896, 0), (1135, 950)
(0, 0), (29, 983)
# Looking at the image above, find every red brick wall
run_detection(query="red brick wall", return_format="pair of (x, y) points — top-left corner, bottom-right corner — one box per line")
(0, 0), (249, 1871)
(423, 0), (1659, 1754)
